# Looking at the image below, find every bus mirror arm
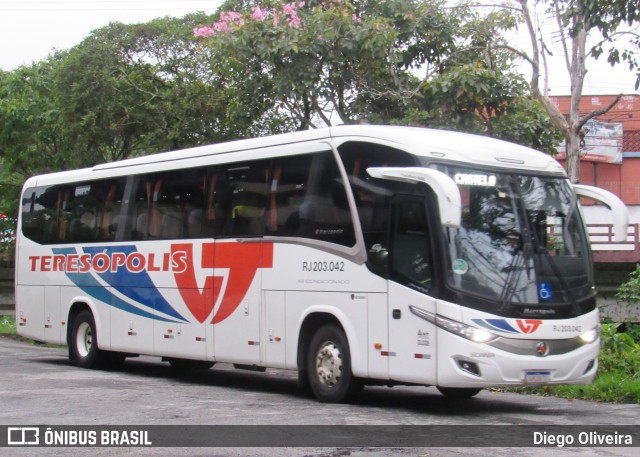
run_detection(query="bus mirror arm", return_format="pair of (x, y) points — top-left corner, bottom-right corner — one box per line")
(573, 184), (629, 242)
(366, 167), (461, 228)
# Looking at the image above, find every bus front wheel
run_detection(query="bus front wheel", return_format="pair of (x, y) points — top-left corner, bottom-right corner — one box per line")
(70, 310), (103, 369)
(307, 325), (361, 403)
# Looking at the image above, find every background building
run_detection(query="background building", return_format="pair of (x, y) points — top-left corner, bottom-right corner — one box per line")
(552, 94), (640, 202)
(552, 94), (640, 263)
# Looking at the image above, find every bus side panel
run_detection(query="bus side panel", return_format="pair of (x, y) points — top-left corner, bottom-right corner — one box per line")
(367, 292), (389, 380)
(110, 292), (154, 356)
(212, 240), (266, 365)
(264, 243), (386, 375)
(151, 240), (213, 361)
(213, 292), (261, 365)
(387, 282), (437, 385)
(15, 284), (45, 342)
(43, 285), (63, 344)
(15, 240), (46, 342)
(262, 245), (387, 294)
(153, 287), (208, 360)
(262, 290), (286, 368)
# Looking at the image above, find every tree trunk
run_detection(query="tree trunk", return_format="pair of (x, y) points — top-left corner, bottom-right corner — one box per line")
(516, 0), (624, 184)
(565, 128), (582, 184)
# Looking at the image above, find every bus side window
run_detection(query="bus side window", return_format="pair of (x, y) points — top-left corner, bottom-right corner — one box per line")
(62, 180), (127, 243)
(131, 168), (208, 240)
(221, 160), (269, 237)
(21, 187), (48, 244)
(268, 154), (312, 236)
(22, 184), (96, 245)
(204, 168), (231, 237)
(100, 180), (126, 241)
(180, 168), (207, 239)
(296, 151), (356, 247)
(338, 141), (418, 274)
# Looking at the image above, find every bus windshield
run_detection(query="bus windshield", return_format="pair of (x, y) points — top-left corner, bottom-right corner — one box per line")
(435, 165), (593, 315)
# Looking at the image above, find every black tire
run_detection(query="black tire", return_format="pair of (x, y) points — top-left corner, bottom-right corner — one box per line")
(103, 352), (127, 369)
(297, 368), (312, 396)
(70, 310), (104, 369)
(307, 324), (361, 403)
(437, 387), (482, 398)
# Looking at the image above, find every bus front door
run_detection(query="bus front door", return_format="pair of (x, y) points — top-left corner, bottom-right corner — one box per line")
(387, 197), (437, 385)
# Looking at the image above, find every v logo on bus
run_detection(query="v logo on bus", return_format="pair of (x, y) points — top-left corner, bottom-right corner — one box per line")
(516, 319), (543, 334)
(172, 242), (274, 324)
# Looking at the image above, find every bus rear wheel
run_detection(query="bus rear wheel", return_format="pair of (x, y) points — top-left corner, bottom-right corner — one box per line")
(437, 387), (482, 398)
(70, 310), (104, 369)
(307, 325), (361, 403)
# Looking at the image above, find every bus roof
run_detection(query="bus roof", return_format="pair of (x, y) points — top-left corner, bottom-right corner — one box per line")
(330, 125), (565, 175)
(24, 125), (566, 187)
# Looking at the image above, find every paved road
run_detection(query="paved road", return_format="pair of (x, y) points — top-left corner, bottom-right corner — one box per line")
(0, 335), (637, 456)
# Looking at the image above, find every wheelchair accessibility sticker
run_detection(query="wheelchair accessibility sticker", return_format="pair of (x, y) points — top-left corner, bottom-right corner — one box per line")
(538, 283), (552, 301)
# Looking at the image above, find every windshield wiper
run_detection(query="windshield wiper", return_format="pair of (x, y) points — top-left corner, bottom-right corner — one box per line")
(520, 191), (581, 316)
(497, 238), (533, 314)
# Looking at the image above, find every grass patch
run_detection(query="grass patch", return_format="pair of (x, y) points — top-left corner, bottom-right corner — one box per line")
(571, 372), (640, 403)
(0, 315), (63, 346)
(0, 315), (15, 334)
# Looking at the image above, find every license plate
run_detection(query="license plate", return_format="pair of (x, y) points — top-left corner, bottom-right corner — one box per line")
(524, 370), (551, 383)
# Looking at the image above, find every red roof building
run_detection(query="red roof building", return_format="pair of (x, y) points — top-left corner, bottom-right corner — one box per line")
(551, 94), (640, 262)
(551, 94), (640, 204)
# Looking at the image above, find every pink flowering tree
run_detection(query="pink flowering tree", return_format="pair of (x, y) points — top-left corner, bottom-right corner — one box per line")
(194, 0), (461, 128)
(192, 0), (557, 151)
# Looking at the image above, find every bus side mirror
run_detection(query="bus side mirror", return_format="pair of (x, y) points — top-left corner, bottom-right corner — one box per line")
(573, 184), (629, 242)
(366, 167), (461, 228)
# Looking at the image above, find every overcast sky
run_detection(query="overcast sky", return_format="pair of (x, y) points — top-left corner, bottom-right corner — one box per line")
(1, 0), (638, 96)
(0, 0), (223, 69)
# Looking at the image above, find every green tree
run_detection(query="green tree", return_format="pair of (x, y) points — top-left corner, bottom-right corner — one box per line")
(54, 13), (281, 165)
(198, 0), (560, 151)
(513, 0), (640, 182)
(406, 65), (562, 151)
(197, 0), (463, 128)
(616, 264), (640, 305)
(392, 2), (562, 151)
(1, 14), (293, 218)
(1, 13), (287, 180)
(0, 61), (71, 177)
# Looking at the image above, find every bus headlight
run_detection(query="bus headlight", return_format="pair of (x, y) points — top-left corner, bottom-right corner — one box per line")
(409, 306), (497, 343)
(579, 327), (599, 344)
(436, 315), (497, 343)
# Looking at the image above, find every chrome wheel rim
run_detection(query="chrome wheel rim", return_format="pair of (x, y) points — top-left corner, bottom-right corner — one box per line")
(315, 341), (342, 387)
(76, 322), (92, 358)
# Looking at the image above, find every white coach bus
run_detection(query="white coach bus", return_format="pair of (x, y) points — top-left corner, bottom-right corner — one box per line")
(16, 125), (628, 402)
